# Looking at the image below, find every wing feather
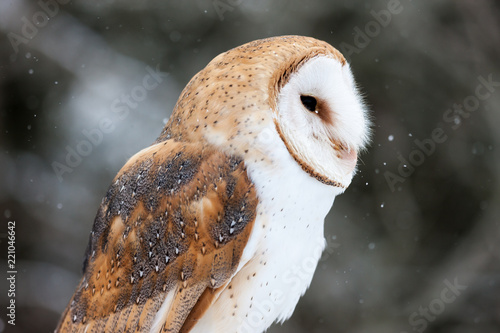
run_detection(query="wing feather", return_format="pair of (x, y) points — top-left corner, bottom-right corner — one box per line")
(56, 140), (258, 332)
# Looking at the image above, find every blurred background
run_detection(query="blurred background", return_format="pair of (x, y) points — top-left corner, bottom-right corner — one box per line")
(1, 0), (499, 332)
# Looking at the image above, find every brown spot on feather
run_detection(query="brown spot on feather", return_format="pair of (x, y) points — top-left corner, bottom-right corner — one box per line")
(315, 97), (335, 126)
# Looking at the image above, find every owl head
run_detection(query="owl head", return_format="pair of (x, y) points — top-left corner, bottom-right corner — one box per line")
(159, 35), (370, 190)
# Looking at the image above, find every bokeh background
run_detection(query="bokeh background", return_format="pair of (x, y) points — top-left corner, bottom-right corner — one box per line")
(1, 0), (499, 332)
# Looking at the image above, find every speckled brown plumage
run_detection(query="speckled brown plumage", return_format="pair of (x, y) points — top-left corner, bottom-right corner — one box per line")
(56, 141), (258, 332)
(156, 36), (344, 152)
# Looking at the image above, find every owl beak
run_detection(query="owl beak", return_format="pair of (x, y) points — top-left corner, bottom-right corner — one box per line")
(339, 147), (358, 172)
(332, 141), (358, 173)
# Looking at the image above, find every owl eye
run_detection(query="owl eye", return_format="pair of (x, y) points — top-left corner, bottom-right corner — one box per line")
(300, 95), (317, 113)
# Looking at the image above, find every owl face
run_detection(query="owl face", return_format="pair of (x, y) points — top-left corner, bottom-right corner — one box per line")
(274, 56), (369, 188)
(158, 35), (369, 190)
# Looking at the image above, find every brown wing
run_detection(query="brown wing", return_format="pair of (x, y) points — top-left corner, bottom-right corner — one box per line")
(56, 140), (258, 333)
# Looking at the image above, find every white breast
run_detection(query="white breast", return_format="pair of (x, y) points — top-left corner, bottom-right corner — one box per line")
(191, 123), (340, 333)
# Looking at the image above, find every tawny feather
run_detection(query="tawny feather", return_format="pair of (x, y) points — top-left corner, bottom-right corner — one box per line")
(56, 142), (258, 332)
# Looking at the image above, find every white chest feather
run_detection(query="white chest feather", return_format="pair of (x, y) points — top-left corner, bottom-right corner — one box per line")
(192, 128), (340, 333)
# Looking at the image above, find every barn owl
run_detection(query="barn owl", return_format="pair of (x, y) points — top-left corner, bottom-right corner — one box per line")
(56, 35), (369, 333)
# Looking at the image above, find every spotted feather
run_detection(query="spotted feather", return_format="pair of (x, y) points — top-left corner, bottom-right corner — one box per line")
(56, 141), (258, 332)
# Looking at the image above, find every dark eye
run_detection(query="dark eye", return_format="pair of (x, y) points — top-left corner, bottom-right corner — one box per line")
(300, 95), (317, 112)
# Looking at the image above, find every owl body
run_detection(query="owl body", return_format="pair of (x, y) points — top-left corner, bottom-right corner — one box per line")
(57, 36), (369, 333)
(186, 123), (338, 332)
